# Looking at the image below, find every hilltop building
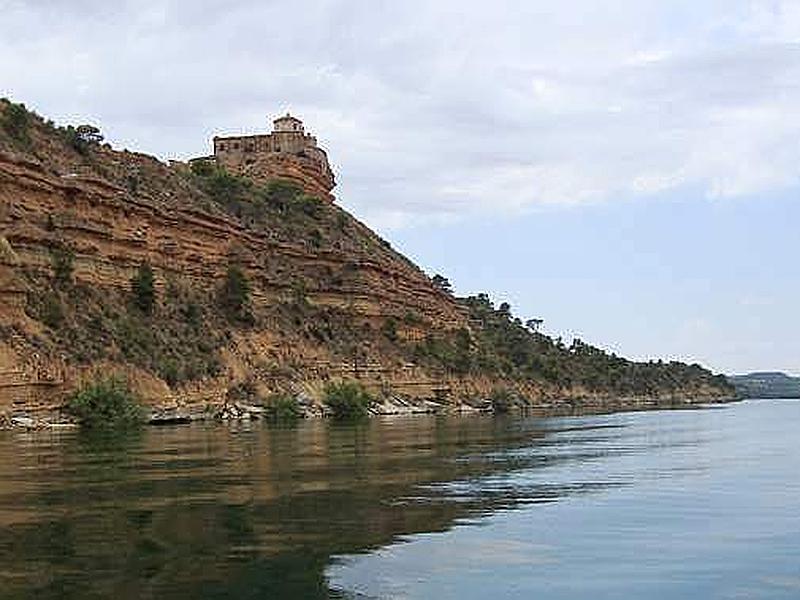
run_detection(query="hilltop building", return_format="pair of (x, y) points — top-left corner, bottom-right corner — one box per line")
(203, 114), (336, 202)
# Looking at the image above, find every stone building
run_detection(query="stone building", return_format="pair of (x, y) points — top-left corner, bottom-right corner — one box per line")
(210, 114), (336, 202)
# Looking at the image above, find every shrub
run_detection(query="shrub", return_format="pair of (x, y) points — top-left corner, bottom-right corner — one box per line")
(41, 294), (64, 329)
(205, 169), (250, 204)
(263, 393), (302, 422)
(266, 179), (302, 202)
(413, 331), (471, 374)
(130, 262), (156, 314)
(62, 125), (89, 155)
(226, 379), (257, 404)
(403, 311), (422, 325)
(181, 301), (201, 327)
(490, 388), (514, 414)
(309, 228), (323, 249)
(50, 245), (74, 287)
(323, 381), (373, 419)
(291, 278), (309, 307)
(297, 194), (322, 217)
(66, 378), (144, 428)
(219, 265), (252, 323)
(159, 359), (180, 387)
(381, 317), (398, 342)
(189, 159), (214, 176)
(1, 101), (31, 146)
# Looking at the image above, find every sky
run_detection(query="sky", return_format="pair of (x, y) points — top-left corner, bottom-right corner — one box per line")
(1, 0), (798, 375)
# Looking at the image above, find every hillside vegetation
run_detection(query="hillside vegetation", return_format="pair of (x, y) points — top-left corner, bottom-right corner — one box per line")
(728, 372), (800, 399)
(0, 98), (733, 414)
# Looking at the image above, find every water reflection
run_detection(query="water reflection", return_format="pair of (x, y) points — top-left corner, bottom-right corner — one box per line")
(0, 409), (726, 599)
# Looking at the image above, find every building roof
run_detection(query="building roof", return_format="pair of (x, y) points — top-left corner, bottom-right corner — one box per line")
(274, 113), (302, 124)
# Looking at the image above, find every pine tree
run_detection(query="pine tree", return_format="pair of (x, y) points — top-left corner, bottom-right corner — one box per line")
(131, 263), (156, 314)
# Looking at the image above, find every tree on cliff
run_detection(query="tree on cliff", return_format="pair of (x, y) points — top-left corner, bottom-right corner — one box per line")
(76, 124), (104, 144)
(131, 262), (156, 314)
(219, 265), (252, 323)
(50, 245), (74, 288)
(431, 274), (453, 294)
(525, 318), (544, 333)
(62, 124), (104, 156)
(0, 100), (31, 146)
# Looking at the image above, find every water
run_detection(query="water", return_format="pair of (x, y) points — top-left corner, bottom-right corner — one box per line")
(0, 400), (798, 599)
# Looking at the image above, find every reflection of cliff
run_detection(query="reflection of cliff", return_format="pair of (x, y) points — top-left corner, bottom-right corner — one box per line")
(0, 416), (626, 599)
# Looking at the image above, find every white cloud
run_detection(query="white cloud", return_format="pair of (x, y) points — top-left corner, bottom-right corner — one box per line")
(1, 0), (799, 226)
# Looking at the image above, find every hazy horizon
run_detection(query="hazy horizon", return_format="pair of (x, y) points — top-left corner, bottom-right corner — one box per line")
(2, 0), (798, 375)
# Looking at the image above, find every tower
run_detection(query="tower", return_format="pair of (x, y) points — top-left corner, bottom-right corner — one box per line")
(272, 114), (304, 133)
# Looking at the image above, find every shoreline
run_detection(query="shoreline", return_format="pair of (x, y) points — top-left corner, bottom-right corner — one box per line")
(0, 393), (740, 431)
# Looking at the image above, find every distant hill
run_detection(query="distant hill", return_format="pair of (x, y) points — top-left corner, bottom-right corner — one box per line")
(728, 372), (800, 399)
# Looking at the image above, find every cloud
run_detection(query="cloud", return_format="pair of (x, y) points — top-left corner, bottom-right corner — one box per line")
(1, 0), (799, 227)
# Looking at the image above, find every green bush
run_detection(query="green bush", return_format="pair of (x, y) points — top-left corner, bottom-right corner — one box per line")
(413, 330), (471, 375)
(50, 246), (74, 287)
(266, 179), (302, 202)
(403, 311), (422, 325)
(490, 388), (514, 414)
(189, 159), (214, 176)
(219, 265), (252, 323)
(381, 317), (398, 341)
(205, 169), (250, 204)
(263, 393), (302, 422)
(130, 262), (156, 314)
(66, 378), (144, 428)
(297, 194), (322, 217)
(181, 301), (201, 327)
(159, 359), (180, 387)
(323, 381), (373, 419)
(41, 294), (64, 329)
(62, 125), (89, 155)
(1, 101), (31, 146)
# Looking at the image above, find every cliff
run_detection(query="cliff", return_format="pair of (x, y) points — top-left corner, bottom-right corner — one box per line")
(0, 99), (734, 422)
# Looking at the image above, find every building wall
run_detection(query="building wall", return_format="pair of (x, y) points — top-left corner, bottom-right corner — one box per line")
(212, 128), (335, 201)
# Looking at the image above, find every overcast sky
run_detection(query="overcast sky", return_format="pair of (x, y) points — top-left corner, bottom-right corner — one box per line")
(1, 0), (798, 374)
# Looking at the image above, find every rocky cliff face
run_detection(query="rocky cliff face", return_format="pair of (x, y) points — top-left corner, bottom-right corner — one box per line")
(239, 153), (336, 203)
(0, 100), (734, 421)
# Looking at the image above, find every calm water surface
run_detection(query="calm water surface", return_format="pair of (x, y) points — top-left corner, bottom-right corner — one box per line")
(0, 400), (798, 599)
